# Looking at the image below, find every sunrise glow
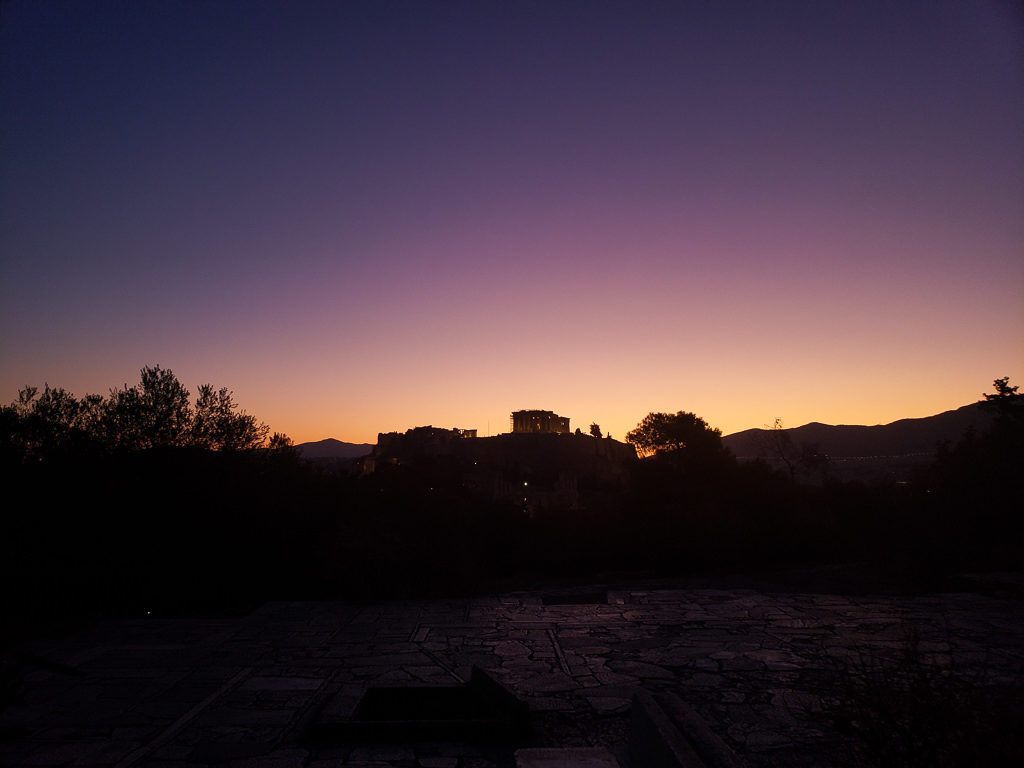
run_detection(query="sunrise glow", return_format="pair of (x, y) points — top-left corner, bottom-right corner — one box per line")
(2, 1), (1021, 443)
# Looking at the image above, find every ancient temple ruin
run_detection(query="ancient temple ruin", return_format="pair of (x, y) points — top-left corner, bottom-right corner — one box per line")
(510, 409), (570, 434)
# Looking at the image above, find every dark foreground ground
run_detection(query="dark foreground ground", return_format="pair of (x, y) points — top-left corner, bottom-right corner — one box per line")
(2, 565), (1023, 768)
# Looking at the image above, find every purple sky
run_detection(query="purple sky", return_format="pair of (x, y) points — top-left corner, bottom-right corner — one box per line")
(2, 0), (1022, 443)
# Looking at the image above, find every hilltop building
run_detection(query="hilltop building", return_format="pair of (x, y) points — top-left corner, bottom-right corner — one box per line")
(511, 409), (570, 434)
(366, 420), (635, 512)
(375, 425), (474, 455)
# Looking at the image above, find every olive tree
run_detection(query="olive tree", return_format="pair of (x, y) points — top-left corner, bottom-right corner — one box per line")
(192, 384), (269, 451)
(626, 411), (722, 459)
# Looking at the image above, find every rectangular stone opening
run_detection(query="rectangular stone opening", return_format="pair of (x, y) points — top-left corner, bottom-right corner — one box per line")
(308, 666), (527, 743)
(541, 590), (608, 605)
(354, 685), (502, 721)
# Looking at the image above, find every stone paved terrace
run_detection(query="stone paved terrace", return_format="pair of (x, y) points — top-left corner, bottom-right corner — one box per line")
(2, 575), (1023, 767)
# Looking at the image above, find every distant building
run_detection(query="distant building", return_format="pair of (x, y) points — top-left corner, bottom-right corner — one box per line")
(375, 425), (475, 455)
(510, 409), (570, 434)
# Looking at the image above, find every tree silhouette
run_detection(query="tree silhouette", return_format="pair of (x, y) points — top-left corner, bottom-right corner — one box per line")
(589, 423), (602, 438)
(4, 385), (85, 457)
(757, 418), (829, 483)
(192, 384), (269, 450)
(268, 432), (295, 453)
(3, 365), (283, 458)
(103, 365), (191, 449)
(139, 365), (192, 447)
(759, 418), (797, 481)
(626, 411), (722, 458)
(925, 377), (1024, 566)
(981, 377), (1023, 427)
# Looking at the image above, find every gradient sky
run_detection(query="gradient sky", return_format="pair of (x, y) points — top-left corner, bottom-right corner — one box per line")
(2, 0), (1022, 444)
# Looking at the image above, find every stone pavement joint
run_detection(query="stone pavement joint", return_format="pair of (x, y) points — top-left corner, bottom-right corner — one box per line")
(658, 692), (746, 768)
(631, 690), (708, 768)
(547, 629), (573, 676)
(113, 666), (253, 768)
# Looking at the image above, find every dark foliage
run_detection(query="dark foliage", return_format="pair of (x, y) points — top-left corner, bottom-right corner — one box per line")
(827, 625), (1024, 766)
(910, 377), (1024, 568)
(1, 365), (275, 460)
(3, 374), (1021, 634)
(625, 410), (723, 458)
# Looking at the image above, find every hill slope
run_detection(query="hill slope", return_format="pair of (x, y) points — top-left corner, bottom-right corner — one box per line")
(295, 438), (373, 459)
(723, 402), (990, 459)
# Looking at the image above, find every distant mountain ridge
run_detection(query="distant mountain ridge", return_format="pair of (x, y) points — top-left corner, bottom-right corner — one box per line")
(722, 402), (991, 459)
(295, 438), (373, 459)
(300, 403), (992, 463)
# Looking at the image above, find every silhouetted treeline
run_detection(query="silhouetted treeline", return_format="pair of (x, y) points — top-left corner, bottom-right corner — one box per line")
(907, 378), (1024, 567)
(1, 365), (292, 460)
(3, 373), (1022, 629)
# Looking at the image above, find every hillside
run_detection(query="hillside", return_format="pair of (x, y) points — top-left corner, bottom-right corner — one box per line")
(722, 402), (991, 459)
(294, 438), (373, 459)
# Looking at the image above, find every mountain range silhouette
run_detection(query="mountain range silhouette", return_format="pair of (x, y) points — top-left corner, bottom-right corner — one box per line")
(294, 437), (374, 459)
(722, 402), (990, 459)
(296, 402), (991, 461)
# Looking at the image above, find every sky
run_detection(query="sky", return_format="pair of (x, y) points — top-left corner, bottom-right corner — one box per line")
(2, 0), (1022, 444)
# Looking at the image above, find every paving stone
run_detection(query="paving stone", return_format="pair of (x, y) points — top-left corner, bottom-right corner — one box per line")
(23, 741), (111, 765)
(583, 695), (631, 714)
(605, 661), (673, 679)
(349, 746), (416, 761)
(718, 656), (764, 672)
(593, 670), (635, 686)
(515, 746), (619, 767)
(229, 748), (309, 768)
(744, 729), (793, 750)
(190, 742), (276, 761)
(526, 696), (575, 711)
(518, 671), (578, 693)
(770, 689), (823, 713)
(149, 743), (195, 759)
(238, 676), (323, 691)
(686, 672), (726, 687)
(195, 707), (296, 726)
